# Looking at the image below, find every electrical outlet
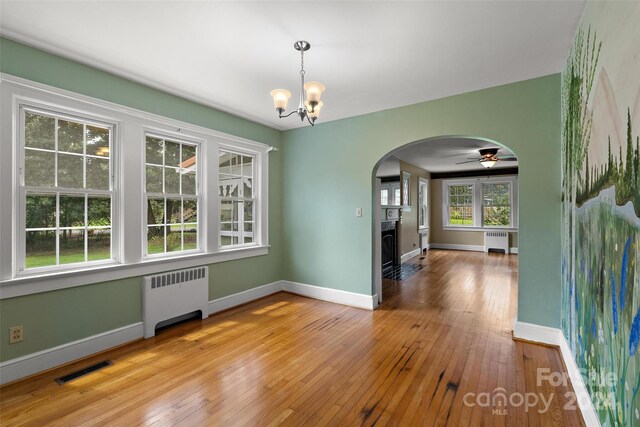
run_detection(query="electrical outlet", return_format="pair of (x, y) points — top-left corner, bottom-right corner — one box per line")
(9, 325), (23, 344)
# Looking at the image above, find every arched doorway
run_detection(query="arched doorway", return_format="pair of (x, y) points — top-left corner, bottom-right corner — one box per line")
(371, 136), (519, 304)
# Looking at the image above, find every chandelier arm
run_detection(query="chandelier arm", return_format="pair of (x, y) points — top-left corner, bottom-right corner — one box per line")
(279, 110), (299, 119)
(305, 114), (315, 126)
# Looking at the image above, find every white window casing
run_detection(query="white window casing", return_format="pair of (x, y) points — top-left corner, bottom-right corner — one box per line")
(442, 175), (518, 232)
(0, 74), (271, 299)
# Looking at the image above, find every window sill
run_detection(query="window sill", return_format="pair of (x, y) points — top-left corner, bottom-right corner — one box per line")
(0, 245), (270, 299)
(442, 226), (518, 232)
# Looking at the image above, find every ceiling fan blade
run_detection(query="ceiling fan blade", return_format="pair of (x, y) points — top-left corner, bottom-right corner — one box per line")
(496, 156), (517, 161)
(455, 160), (479, 165)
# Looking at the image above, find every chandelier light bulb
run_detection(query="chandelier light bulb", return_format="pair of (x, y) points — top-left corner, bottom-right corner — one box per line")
(270, 89), (291, 111)
(304, 81), (325, 102)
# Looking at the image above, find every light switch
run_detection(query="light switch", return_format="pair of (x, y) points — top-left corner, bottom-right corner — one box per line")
(356, 208), (362, 217)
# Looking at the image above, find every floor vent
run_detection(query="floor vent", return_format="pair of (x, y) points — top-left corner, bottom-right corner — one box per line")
(55, 360), (112, 385)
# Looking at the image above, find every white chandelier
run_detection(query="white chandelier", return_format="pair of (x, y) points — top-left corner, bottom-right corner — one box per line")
(270, 41), (325, 126)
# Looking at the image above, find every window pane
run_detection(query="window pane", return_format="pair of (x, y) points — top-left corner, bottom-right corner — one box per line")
(182, 171), (196, 195)
(220, 235), (232, 246)
(220, 200), (237, 222)
(242, 156), (253, 177)
(59, 228), (85, 265)
(147, 226), (165, 254)
(243, 177), (253, 198)
(88, 228), (111, 261)
(219, 152), (232, 175)
(448, 185), (473, 225)
(482, 183), (511, 226)
(146, 165), (163, 193)
(394, 188), (401, 206)
(164, 141), (180, 167)
(183, 199), (197, 223)
(58, 119), (83, 154)
(244, 201), (253, 222)
(88, 196), (111, 227)
(25, 149), (55, 187)
(59, 194), (85, 228)
(381, 189), (388, 206)
(167, 198), (181, 224)
(57, 153), (84, 188)
(147, 198), (165, 225)
(166, 227), (182, 252)
(183, 224), (197, 250)
(25, 112), (55, 150)
(146, 137), (164, 165)
(86, 157), (110, 190)
(231, 154), (242, 175)
(26, 194), (56, 229)
(85, 125), (110, 157)
(26, 230), (56, 268)
(165, 167), (180, 194)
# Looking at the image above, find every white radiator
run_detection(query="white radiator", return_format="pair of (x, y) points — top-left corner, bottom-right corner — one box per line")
(484, 231), (509, 254)
(142, 266), (209, 338)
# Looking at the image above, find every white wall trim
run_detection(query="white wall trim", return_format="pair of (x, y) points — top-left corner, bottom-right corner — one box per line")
(208, 281), (282, 315)
(1, 280), (377, 384)
(513, 321), (601, 427)
(401, 248), (422, 263)
(282, 281), (377, 310)
(509, 247), (519, 254)
(429, 243), (484, 252)
(0, 322), (144, 385)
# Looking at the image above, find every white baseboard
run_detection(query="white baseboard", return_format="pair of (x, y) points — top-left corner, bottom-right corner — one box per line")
(429, 243), (484, 252)
(0, 322), (144, 385)
(513, 321), (600, 427)
(281, 281), (377, 310)
(208, 281), (282, 315)
(509, 247), (519, 254)
(1, 280), (376, 384)
(401, 248), (422, 263)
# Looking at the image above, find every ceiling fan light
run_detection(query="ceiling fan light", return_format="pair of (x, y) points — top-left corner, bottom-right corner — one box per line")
(481, 159), (496, 168)
(270, 89), (291, 110)
(304, 81), (325, 102)
(305, 100), (324, 118)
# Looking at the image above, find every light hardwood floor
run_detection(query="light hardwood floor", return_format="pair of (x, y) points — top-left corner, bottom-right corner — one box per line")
(0, 250), (583, 426)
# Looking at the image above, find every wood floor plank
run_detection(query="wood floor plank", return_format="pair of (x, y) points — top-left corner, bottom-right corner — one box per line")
(0, 250), (585, 426)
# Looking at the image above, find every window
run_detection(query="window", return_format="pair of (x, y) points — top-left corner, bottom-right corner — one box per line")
(219, 150), (256, 247)
(442, 177), (517, 230)
(482, 183), (511, 227)
(3, 76), (270, 292)
(418, 178), (429, 229)
(145, 135), (199, 255)
(447, 184), (474, 226)
(380, 189), (389, 206)
(21, 109), (114, 270)
(394, 188), (401, 205)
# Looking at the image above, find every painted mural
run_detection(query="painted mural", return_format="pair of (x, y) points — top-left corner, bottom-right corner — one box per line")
(561, 2), (640, 426)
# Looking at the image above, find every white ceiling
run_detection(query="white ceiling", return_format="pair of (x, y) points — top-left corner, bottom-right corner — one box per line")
(0, 1), (584, 130)
(378, 137), (517, 175)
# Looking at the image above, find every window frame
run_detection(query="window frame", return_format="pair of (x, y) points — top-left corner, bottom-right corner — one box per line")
(143, 132), (203, 258)
(218, 147), (259, 249)
(1, 74), (271, 299)
(15, 104), (120, 276)
(442, 176), (518, 231)
(418, 177), (429, 230)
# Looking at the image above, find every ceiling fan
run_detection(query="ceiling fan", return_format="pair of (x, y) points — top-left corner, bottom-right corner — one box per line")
(456, 148), (517, 168)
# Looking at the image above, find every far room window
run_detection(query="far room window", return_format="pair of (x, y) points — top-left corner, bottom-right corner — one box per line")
(219, 150), (256, 248)
(393, 188), (401, 206)
(418, 178), (429, 229)
(144, 135), (199, 256)
(482, 182), (511, 227)
(380, 189), (389, 206)
(447, 184), (473, 226)
(21, 108), (114, 271)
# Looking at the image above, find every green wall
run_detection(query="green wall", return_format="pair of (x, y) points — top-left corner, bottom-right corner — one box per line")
(0, 37), (284, 361)
(282, 74), (562, 328)
(0, 36), (565, 363)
